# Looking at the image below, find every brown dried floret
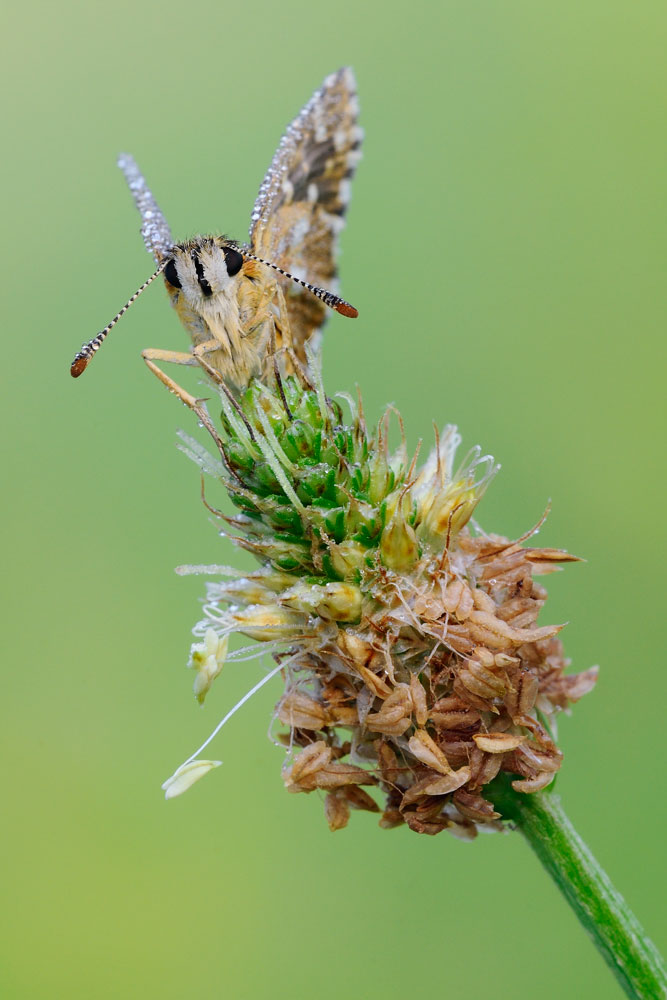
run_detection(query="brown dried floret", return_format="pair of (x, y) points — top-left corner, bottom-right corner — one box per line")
(430, 695), (480, 730)
(409, 673), (429, 726)
(453, 789), (500, 823)
(540, 665), (599, 710)
(403, 807), (451, 836)
(223, 519), (596, 836)
(278, 691), (331, 730)
(400, 766), (471, 807)
(324, 791), (350, 831)
(283, 741), (376, 793)
(472, 732), (525, 753)
(408, 729), (454, 775)
(376, 740), (403, 788)
(379, 806), (404, 830)
(343, 785), (380, 813)
(469, 747), (503, 787)
(366, 684), (413, 736)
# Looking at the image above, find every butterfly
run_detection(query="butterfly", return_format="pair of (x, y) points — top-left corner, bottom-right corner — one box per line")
(70, 68), (362, 394)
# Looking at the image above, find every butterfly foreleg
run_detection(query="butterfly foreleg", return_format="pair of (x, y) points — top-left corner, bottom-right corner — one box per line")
(141, 346), (211, 413)
(141, 347), (201, 410)
(143, 356), (204, 410)
(142, 357), (225, 456)
(141, 346), (200, 367)
(142, 339), (223, 381)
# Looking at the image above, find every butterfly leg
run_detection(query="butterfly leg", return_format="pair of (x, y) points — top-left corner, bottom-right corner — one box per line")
(191, 338), (227, 368)
(142, 345), (199, 365)
(141, 346), (209, 412)
(142, 356), (225, 455)
(142, 340), (221, 387)
(141, 348), (203, 407)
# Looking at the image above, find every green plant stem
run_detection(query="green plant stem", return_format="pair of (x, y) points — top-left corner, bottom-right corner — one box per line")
(488, 777), (666, 999)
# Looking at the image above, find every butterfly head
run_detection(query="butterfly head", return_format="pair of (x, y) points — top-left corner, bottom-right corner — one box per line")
(163, 237), (245, 307)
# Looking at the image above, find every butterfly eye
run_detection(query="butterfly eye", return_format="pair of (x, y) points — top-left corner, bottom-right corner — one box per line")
(164, 258), (182, 288)
(223, 246), (244, 277)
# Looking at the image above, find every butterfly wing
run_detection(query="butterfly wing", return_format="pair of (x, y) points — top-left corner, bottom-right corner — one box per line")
(118, 153), (174, 263)
(249, 68), (362, 359)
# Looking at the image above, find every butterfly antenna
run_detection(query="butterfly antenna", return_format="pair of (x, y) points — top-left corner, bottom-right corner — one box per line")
(70, 260), (168, 377)
(240, 249), (358, 318)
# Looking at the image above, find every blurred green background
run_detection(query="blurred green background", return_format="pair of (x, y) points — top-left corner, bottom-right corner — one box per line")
(2, 1), (665, 997)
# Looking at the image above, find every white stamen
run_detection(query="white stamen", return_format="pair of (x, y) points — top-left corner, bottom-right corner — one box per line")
(178, 659), (287, 768)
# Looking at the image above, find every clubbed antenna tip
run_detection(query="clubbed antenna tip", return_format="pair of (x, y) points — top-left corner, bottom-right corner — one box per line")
(334, 301), (358, 318)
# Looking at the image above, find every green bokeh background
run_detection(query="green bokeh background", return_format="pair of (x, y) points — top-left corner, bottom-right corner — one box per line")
(3, 2), (665, 997)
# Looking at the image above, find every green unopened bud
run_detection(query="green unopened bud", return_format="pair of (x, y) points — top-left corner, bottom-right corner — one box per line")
(297, 465), (336, 503)
(224, 439), (255, 474)
(368, 450), (393, 505)
(380, 494), (419, 570)
(253, 461), (283, 495)
(325, 539), (369, 580)
(231, 604), (306, 641)
(244, 381), (284, 429)
(345, 498), (383, 544)
(280, 580), (362, 623)
(266, 503), (303, 535)
(416, 483), (480, 550)
(242, 535), (310, 572)
(308, 505), (346, 544)
(282, 419), (320, 463)
(212, 570), (297, 607)
(289, 385), (324, 428)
